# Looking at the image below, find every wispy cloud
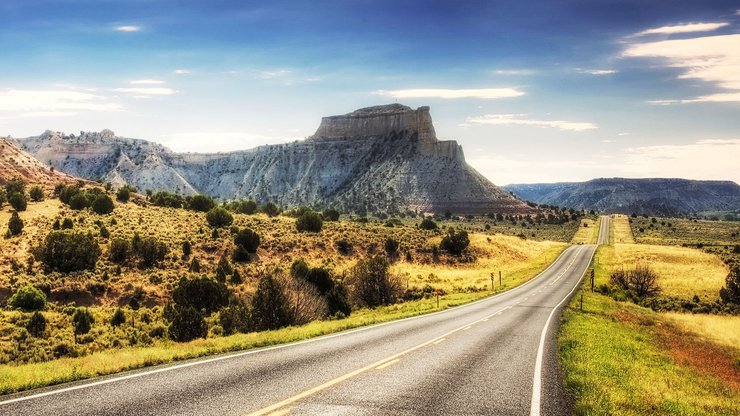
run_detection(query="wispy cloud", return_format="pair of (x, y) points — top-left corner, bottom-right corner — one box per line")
(114, 25), (141, 32)
(466, 114), (597, 131)
(173, 69), (191, 75)
(492, 69), (535, 76)
(575, 68), (618, 75)
(374, 88), (524, 100)
(0, 89), (120, 115)
(157, 131), (295, 153)
(624, 33), (740, 103)
(256, 69), (292, 79)
(113, 87), (176, 96)
(624, 139), (740, 182)
(635, 22), (729, 36)
(129, 79), (165, 85)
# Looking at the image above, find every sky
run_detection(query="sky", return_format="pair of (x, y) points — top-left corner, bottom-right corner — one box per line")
(0, 0), (738, 185)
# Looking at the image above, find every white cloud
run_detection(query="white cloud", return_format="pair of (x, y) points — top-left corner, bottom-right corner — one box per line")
(492, 69), (535, 76)
(636, 22), (729, 36)
(0, 89), (121, 115)
(113, 87), (176, 96)
(576, 69), (618, 75)
(114, 25), (141, 32)
(374, 88), (524, 100)
(256, 69), (292, 79)
(624, 33), (740, 103)
(623, 139), (740, 182)
(129, 79), (165, 85)
(466, 114), (597, 131)
(173, 69), (191, 75)
(157, 132), (295, 153)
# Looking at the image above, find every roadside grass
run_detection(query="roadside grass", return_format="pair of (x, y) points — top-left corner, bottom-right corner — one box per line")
(392, 233), (567, 293)
(663, 312), (740, 350)
(594, 244), (728, 301)
(611, 214), (634, 244)
(559, 288), (740, 416)
(630, 216), (739, 248)
(571, 217), (598, 244)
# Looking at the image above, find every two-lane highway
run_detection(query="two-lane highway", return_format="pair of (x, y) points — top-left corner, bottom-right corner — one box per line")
(1, 222), (608, 416)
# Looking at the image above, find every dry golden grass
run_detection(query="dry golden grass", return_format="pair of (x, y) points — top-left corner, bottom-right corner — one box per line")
(392, 233), (567, 293)
(595, 243), (729, 300)
(611, 214), (635, 244)
(570, 217), (598, 244)
(663, 312), (740, 350)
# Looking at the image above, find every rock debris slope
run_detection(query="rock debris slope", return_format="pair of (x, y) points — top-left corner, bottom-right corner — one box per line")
(13, 104), (530, 214)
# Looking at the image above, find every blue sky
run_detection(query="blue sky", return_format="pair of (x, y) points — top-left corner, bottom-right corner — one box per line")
(0, 0), (738, 184)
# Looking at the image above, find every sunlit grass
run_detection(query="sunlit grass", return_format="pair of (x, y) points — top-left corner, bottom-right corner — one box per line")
(594, 243), (728, 300)
(663, 312), (740, 350)
(571, 217), (598, 244)
(611, 214), (635, 244)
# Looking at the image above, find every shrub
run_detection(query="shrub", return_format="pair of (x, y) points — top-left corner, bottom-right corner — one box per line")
(440, 229), (470, 255)
(8, 192), (27, 211)
(8, 285), (47, 311)
(69, 193), (89, 210)
(91, 194), (114, 214)
(186, 194), (215, 212)
(38, 231), (101, 272)
(182, 240), (192, 259)
(150, 191), (184, 208)
(29, 186), (44, 202)
(206, 207), (233, 228)
(384, 237), (399, 256)
(296, 211), (323, 233)
(109, 238), (130, 263)
(72, 308), (94, 338)
(323, 208), (340, 221)
(111, 308), (126, 327)
(135, 237), (168, 268)
(0, 190), (5, 208)
(335, 239), (353, 255)
(290, 259), (310, 280)
(219, 300), (250, 335)
(261, 202), (280, 217)
(233, 228), (260, 261)
(61, 218), (74, 229)
(227, 199), (257, 215)
(7, 212), (23, 236)
(419, 218), (437, 230)
(251, 273), (294, 331)
(4, 178), (26, 194)
(26, 311), (47, 337)
(172, 277), (229, 314)
(629, 265), (661, 298)
(719, 265), (740, 304)
(326, 282), (352, 317)
(168, 306), (207, 342)
(349, 256), (402, 307)
(116, 186), (135, 202)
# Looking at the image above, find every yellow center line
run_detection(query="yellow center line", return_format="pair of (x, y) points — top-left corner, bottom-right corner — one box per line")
(375, 359), (401, 370)
(245, 304), (512, 416)
(432, 338), (446, 344)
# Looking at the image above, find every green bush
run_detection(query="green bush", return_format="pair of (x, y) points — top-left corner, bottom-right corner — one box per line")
(219, 300), (250, 335)
(150, 191), (184, 208)
(8, 285), (47, 311)
(186, 194), (215, 212)
(181, 240), (192, 259)
(4, 178), (26, 194)
(116, 186), (134, 203)
(251, 273), (294, 331)
(38, 231), (101, 272)
(26, 311), (47, 337)
(326, 282), (352, 317)
(349, 256), (402, 307)
(261, 202), (280, 217)
(296, 211), (323, 233)
(8, 192), (27, 211)
(72, 308), (94, 337)
(69, 193), (90, 210)
(206, 207), (233, 228)
(440, 229), (470, 255)
(419, 218), (438, 230)
(720, 265), (740, 304)
(7, 212), (23, 236)
(227, 199), (257, 215)
(172, 277), (229, 314)
(323, 208), (340, 221)
(168, 306), (207, 342)
(111, 308), (126, 327)
(384, 237), (399, 256)
(134, 236), (168, 268)
(29, 186), (44, 202)
(109, 238), (130, 263)
(233, 228), (260, 261)
(91, 194), (114, 215)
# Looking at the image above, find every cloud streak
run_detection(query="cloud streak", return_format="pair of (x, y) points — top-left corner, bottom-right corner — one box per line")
(576, 69), (617, 75)
(130, 79), (165, 85)
(0, 89), (120, 115)
(466, 114), (597, 131)
(113, 87), (176, 96)
(374, 88), (524, 100)
(114, 25), (141, 32)
(635, 22), (729, 36)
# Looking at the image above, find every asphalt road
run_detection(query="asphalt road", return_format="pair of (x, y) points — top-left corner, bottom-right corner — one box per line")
(1, 225), (605, 416)
(597, 215), (611, 245)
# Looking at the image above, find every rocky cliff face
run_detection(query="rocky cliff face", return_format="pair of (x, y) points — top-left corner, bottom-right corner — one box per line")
(0, 137), (76, 187)
(12, 105), (531, 215)
(505, 178), (740, 217)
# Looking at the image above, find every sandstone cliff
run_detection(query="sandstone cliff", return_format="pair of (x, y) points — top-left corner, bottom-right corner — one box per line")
(12, 105), (531, 215)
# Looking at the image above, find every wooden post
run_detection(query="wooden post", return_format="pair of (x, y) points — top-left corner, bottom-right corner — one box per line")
(590, 269), (595, 292)
(580, 293), (583, 311)
(436, 291), (440, 309)
(499, 270), (502, 286)
(490, 273), (495, 291)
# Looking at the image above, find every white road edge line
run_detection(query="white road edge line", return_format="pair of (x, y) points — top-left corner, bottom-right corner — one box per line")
(1, 246), (578, 407)
(529, 245), (596, 416)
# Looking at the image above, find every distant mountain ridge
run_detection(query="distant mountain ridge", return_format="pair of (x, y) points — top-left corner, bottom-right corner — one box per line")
(0, 137), (76, 187)
(10, 104), (531, 215)
(505, 178), (740, 217)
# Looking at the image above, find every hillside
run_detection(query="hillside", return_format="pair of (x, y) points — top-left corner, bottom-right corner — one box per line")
(0, 138), (76, 187)
(505, 178), (740, 217)
(12, 105), (531, 215)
